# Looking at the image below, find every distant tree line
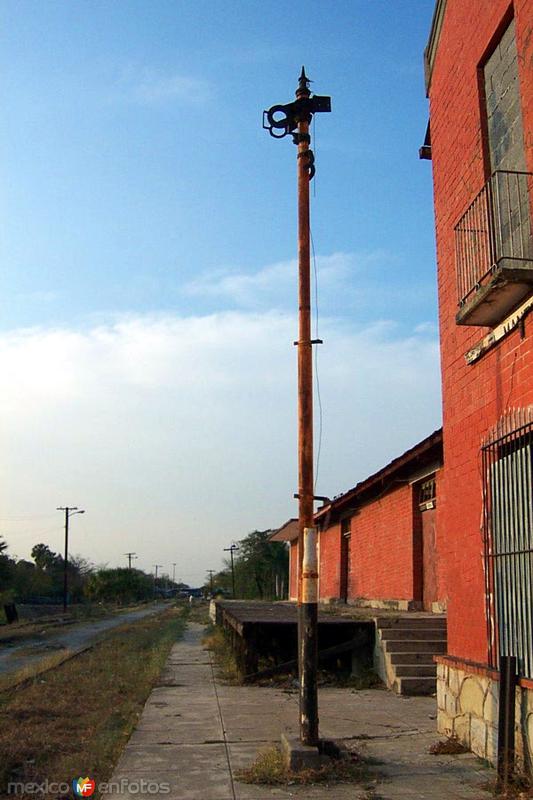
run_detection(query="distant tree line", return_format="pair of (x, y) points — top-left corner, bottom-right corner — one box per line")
(209, 530), (288, 600)
(0, 537), (188, 608)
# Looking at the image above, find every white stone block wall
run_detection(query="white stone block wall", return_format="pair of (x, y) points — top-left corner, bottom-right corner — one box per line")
(437, 662), (533, 769)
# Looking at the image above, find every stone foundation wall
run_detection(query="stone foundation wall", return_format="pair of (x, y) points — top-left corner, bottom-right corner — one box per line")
(437, 660), (533, 770)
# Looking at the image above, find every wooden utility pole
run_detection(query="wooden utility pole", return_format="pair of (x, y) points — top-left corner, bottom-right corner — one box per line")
(263, 69), (330, 746)
(153, 564), (163, 597)
(57, 506), (85, 612)
(224, 544), (239, 598)
(295, 69), (318, 747)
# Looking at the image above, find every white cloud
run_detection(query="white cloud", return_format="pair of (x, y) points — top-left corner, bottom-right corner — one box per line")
(0, 311), (441, 585)
(111, 66), (210, 106)
(182, 251), (393, 311)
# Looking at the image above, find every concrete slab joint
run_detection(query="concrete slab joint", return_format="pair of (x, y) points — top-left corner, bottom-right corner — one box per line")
(110, 618), (496, 799)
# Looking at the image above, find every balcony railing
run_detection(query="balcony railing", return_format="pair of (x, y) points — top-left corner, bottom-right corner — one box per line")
(454, 170), (533, 326)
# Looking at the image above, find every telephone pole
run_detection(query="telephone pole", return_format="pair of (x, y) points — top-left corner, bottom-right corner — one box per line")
(263, 68), (331, 747)
(172, 562), (176, 583)
(153, 564), (163, 598)
(223, 544), (239, 598)
(57, 506), (85, 612)
(207, 569), (215, 594)
(125, 552), (137, 569)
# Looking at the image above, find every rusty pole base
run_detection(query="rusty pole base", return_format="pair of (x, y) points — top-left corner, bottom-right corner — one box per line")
(299, 601), (318, 746)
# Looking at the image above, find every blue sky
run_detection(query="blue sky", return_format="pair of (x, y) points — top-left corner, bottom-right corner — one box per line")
(0, 1), (441, 583)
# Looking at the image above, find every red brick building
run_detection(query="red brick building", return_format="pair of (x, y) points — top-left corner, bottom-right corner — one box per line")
(315, 430), (443, 612)
(274, 431), (443, 610)
(269, 518), (299, 601)
(424, 0), (533, 764)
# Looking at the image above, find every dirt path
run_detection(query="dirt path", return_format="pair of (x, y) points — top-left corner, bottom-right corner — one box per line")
(0, 603), (169, 677)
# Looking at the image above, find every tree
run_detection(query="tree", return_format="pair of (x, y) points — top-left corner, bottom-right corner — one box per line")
(214, 530), (289, 600)
(0, 537), (13, 588)
(10, 559), (53, 599)
(85, 568), (153, 604)
(31, 543), (62, 572)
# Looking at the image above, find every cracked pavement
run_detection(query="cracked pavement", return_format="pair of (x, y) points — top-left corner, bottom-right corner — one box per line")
(110, 622), (494, 799)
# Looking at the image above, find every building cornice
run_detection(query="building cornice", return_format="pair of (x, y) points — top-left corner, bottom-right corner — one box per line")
(424, 0), (447, 96)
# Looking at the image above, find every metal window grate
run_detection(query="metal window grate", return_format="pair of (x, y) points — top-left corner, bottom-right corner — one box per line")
(419, 477), (436, 506)
(482, 419), (533, 678)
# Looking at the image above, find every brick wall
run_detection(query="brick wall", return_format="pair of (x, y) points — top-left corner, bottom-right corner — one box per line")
(429, 0), (533, 663)
(349, 484), (416, 601)
(318, 522), (341, 600)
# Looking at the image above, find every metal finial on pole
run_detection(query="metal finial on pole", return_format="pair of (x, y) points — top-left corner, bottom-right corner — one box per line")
(263, 71), (331, 748)
(298, 66), (310, 92)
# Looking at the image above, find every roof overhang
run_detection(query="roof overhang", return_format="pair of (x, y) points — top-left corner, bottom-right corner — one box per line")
(315, 428), (443, 527)
(268, 518), (298, 542)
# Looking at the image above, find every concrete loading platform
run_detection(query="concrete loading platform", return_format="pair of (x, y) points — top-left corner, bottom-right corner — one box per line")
(213, 600), (374, 681)
(213, 601), (447, 695)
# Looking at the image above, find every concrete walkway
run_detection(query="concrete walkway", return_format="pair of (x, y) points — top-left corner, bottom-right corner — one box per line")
(111, 623), (494, 799)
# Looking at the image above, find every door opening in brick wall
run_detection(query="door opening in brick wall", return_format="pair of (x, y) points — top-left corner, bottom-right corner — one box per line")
(483, 413), (533, 679)
(418, 477), (438, 611)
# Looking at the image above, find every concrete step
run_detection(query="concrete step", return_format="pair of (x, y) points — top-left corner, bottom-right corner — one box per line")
(388, 651), (436, 665)
(383, 638), (447, 654)
(379, 627), (447, 641)
(394, 676), (437, 696)
(394, 663), (437, 677)
(375, 616), (446, 629)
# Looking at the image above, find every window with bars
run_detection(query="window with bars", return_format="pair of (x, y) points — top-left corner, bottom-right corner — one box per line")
(419, 477), (436, 509)
(483, 419), (533, 678)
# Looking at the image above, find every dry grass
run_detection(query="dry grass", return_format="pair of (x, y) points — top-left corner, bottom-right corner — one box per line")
(0, 607), (186, 797)
(202, 625), (240, 683)
(358, 790), (386, 800)
(0, 649), (75, 692)
(429, 735), (469, 755)
(235, 744), (375, 787)
(181, 599), (210, 625)
(483, 774), (533, 799)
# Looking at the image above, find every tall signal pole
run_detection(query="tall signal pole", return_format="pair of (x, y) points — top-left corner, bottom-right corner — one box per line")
(57, 506), (85, 612)
(263, 68), (331, 747)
